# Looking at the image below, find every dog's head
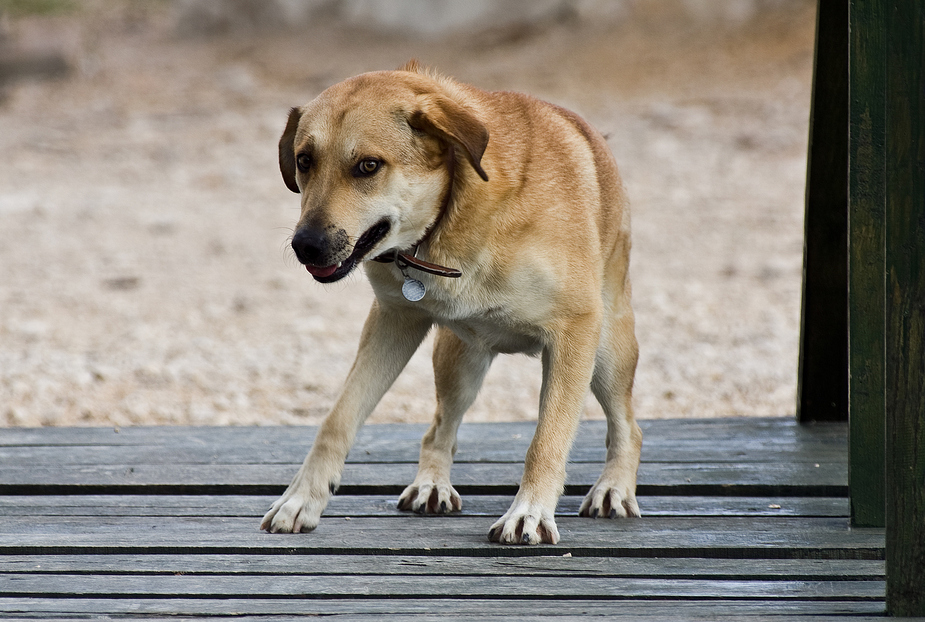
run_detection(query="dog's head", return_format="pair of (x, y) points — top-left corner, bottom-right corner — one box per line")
(280, 64), (489, 283)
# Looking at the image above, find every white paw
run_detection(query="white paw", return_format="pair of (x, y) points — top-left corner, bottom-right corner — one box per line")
(488, 499), (559, 545)
(578, 479), (641, 519)
(397, 479), (462, 514)
(261, 488), (329, 533)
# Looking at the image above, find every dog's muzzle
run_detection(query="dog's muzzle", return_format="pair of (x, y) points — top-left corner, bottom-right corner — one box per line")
(291, 221), (391, 283)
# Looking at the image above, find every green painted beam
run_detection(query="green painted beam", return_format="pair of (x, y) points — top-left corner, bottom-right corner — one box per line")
(883, 0), (925, 615)
(847, 0), (886, 528)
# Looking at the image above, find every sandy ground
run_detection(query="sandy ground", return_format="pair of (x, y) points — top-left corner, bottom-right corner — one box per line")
(0, 3), (817, 427)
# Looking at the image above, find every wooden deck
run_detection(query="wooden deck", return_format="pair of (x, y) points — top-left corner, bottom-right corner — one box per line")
(0, 418), (889, 620)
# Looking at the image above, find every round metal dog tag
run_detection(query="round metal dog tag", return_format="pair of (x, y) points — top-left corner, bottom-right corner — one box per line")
(401, 276), (426, 301)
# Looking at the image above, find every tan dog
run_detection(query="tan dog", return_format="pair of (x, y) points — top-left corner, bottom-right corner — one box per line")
(261, 61), (642, 545)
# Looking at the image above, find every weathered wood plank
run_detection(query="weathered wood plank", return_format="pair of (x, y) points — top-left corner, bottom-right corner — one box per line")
(0, 597), (890, 619)
(0, 420), (849, 476)
(0, 418), (847, 448)
(0, 554), (883, 579)
(0, 462), (848, 495)
(0, 495), (851, 518)
(0, 573), (886, 600)
(0, 438), (849, 466)
(0, 516), (884, 559)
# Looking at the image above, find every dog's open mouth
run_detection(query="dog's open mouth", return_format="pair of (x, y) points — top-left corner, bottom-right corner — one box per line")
(305, 220), (391, 283)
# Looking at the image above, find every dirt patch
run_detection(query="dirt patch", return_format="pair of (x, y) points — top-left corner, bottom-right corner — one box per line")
(0, 2), (817, 426)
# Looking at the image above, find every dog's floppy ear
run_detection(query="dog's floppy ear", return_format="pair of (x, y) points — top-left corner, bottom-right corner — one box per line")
(409, 96), (489, 182)
(279, 107), (302, 193)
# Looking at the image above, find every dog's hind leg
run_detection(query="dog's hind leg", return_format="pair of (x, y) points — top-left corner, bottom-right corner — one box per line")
(580, 298), (642, 519)
(262, 301), (432, 533)
(398, 327), (494, 514)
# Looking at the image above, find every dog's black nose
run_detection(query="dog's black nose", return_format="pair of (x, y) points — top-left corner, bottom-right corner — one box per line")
(291, 228), (329, 266)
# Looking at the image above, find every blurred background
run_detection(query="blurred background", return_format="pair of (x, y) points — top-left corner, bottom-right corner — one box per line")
(0, 0), (816, 426)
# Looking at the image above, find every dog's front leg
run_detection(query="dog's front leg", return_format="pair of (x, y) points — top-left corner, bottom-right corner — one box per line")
(262, 301), (431, 533)
(488, 316), (600, 545)
(398, 328), (494, 514)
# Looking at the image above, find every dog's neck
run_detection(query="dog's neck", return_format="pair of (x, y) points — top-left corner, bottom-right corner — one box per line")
(372, 146), (462, 279)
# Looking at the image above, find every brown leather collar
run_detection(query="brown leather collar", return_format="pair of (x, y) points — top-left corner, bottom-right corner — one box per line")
(371, 147), (462, 278)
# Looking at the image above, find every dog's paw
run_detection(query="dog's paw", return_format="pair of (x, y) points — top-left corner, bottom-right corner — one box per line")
(578, 479), (641, 519)
(261, 490), (327, 534)
(488, 499), (559, 545)
(397, 480), (462, 514)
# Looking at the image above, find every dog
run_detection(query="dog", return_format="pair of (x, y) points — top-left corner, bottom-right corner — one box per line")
(261, 61), (642, 545)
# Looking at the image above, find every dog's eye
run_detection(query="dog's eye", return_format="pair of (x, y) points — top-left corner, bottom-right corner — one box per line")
(296, 154), (312, 172)
(355, 159), (381, 177)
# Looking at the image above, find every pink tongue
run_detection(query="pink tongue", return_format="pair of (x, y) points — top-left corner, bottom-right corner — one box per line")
(305, 264), (338, 278)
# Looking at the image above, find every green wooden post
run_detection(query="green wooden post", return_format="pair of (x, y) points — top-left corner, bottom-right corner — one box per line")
(798, 0), (849, 423)
(847, 0), (885, 528)
(884, 0), (925, 615)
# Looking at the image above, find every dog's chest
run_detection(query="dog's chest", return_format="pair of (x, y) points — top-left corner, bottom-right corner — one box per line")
(368, 266), (548, 355)
(447, 319), (544, 355)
